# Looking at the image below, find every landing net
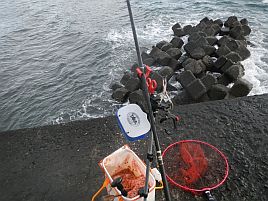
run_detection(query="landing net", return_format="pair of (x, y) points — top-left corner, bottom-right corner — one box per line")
(162, 140), (229, 193)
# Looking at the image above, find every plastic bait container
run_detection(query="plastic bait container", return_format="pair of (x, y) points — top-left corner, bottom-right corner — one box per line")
(99, 145), (156, 201)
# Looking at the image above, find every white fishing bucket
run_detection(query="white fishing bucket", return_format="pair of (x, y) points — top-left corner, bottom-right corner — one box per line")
(99, 145), (156, 201)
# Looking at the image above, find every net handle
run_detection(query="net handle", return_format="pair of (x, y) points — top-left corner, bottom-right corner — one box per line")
(162, 139), (229, 193)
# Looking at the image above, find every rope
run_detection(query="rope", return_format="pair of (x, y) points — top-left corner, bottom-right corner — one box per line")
(159, 77), (173, 109)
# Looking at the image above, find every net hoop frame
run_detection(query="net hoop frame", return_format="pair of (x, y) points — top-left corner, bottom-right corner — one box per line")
(162, 139), (229, 193)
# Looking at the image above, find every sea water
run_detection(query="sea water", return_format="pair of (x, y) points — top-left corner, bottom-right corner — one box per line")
(0, 0), (268, 131)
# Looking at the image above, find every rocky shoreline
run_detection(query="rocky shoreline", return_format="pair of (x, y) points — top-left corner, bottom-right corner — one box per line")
(0, 94), (267, 201)
(111, 16), (254, 107)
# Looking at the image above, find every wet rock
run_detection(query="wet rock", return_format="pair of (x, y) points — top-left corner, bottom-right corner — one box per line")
(149, 46), (172, 66)
(184, 59), (203, 75)
(176, 70), (196, 88)
(226, 52), (242, 63)
(240, 18), (249, 26)
(172, 90), (194, 105)
(124, 76), (141, 92)
(242, 25), (251, 36)
(182, 58), (194, 68)
(184, 38), (207, 59)
(211, 23), (221, 34)
(233, 21), (242, 27)
(230, 25), (244, 39)
(195, 36), (209, 46)
(206, 19), (214, 26)
(110, 82), (123, 91)
(159, 66), (174, 81)
(208, 84), (229, 100)
(150, 71), (163, 92)
(156, 41), (168, 49)
(235, 34), (246, 41)
(206, 36), (218, 46)
(185, 79), (207, 100)
(219, 27), (230, 36)
(195, 71), (206, 79)
(129, 89), (147, 111)
(200, 17), (210, 24)
(141, 51), (152, 61)
(112, 87), (129, 103)
(172, 22), (181, 31)
(190, 47), (206, 59)
(143, 58), (155, 66)
(161, 42), (173, 52)
(167, 83), (178, 91)
(120, 71), (132, 86)
(214, 19), (224, 27)
(235, 42), (251, 60)
(202, 55), (214, 69)
(215, 45), (231, 57)
(184, 44), (195, 56)
(183, 25), (193, 35)
(230, 78), (253, 97)
(217, 35), (230, 46)
(221, 59), (234, 72)
(196, 22), (207, 32)
(203, 26), (216, 36)
(197, 59), (207, 71)
(188, 32), (204, 42)
(225, 64), (245, 81)
(224, 16), (238, 28)
(173, 28), (186, 37)
(225, 38), (239, 51)
(201, 74), (217, 91)
(217, 74), (232, 86)
(170, 36), (184, 49)
(168, 58), (182, 71)
(188, 26), (199, 35)
(203, 45), (216, 56)
(179, 54), (189, 65)
(198, 93), (211, 102)
(166, 48), (182, 60)
(214, 56), (228, 69)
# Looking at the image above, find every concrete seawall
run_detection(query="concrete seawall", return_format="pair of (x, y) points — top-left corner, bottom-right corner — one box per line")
(1, 94), (267, 201)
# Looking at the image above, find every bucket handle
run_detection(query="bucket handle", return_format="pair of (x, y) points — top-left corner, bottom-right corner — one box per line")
(91, 177), (109, 201)
(155, 181), (164, 190)
(91, 177), (125, 201)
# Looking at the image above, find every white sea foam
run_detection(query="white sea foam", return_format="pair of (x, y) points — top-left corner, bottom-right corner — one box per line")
(262, 0), (268, 4)
(106, 16), (173, 49)
(242, 48), (268, 95)
(241, 27), (268, 95)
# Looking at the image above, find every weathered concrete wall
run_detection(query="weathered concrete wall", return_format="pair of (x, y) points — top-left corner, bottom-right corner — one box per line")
(0, 94), (267, 201)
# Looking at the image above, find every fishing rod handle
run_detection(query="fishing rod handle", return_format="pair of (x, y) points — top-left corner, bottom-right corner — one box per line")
(205, 191), (217, 201)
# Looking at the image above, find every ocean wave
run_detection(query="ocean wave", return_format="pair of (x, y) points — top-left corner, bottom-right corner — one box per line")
(1, 0), (268, 131)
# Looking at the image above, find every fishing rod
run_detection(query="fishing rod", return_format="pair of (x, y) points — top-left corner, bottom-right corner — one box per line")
(125, 0), (171, 200)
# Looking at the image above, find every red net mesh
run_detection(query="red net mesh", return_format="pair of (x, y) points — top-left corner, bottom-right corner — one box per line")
(163, 140), (228, 192)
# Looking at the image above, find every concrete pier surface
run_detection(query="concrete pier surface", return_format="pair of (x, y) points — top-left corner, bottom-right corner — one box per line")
(1, 94), (267, 201)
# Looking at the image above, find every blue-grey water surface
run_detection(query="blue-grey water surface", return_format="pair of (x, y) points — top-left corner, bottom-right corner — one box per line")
(1, 0), (268, 131)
